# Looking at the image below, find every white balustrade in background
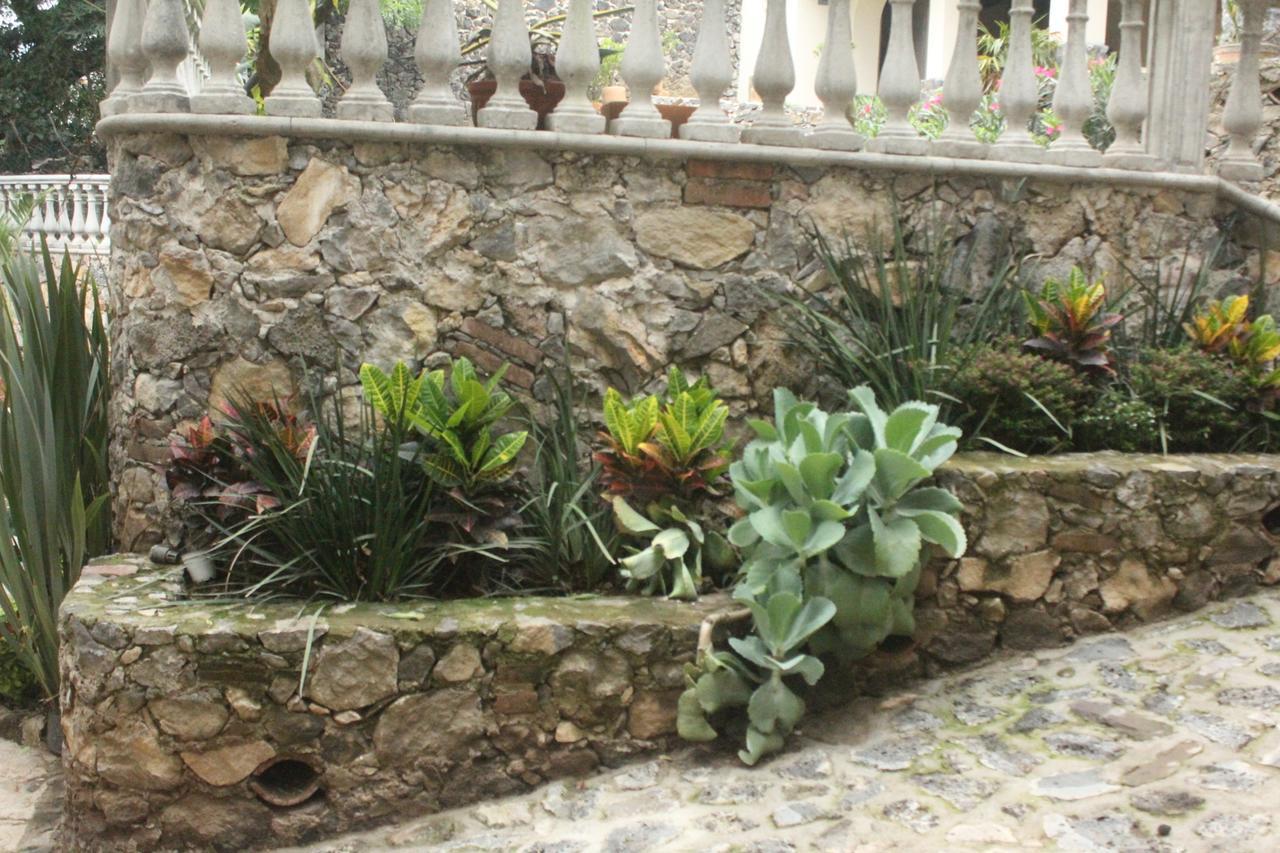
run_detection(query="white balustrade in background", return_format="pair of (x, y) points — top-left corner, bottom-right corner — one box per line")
(95, 0), (1269, 183)
(0, 177), (112, 258)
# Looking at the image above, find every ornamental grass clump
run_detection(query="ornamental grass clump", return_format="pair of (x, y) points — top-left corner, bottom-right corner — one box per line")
(0, 244), (111, 700)
(680, 386), (965, 764)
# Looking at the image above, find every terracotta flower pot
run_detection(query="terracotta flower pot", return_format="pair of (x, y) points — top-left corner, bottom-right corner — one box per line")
(599, 101), (697, 139)
(601, 85), (628, 105)
(467, 79), (567, 130)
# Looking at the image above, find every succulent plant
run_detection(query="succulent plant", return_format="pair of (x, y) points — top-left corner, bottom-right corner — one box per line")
(595, 367), (731, 509)
(612, 497), (735, 600)
(678, 585), (835, 765)
(1023, 268), (1122, 374)
(680, 385), (965, 764)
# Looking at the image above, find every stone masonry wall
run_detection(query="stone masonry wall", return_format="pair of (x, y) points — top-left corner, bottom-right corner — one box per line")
(59, 559), (721, 851)
(60, 453), (1280, 850)
(105, 131), (1265, 549)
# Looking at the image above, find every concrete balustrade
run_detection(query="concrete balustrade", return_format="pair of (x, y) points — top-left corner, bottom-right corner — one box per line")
(0, 176), (112, 258)
(93, 0), (1271, 185)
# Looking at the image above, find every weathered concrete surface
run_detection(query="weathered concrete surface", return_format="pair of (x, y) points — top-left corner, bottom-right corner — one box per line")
(282, 590), (1280, 852)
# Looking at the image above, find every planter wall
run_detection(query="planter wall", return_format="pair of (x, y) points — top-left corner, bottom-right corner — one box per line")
(60, 452), (1280, 851)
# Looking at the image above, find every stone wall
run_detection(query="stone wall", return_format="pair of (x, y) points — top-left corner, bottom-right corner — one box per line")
(59, 558), (721, 850)
(104, 130), (1265, 549)
(60, 453), (1280, 850)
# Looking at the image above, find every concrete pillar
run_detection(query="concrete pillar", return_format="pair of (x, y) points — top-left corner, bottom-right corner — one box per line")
(1145, 0), (1216, 170)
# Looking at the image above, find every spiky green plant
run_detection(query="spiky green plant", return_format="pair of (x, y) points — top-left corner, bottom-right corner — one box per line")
(0, 243), (111, 700)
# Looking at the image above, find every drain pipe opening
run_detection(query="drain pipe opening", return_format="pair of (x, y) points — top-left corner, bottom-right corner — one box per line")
(250, 756), (323, 807)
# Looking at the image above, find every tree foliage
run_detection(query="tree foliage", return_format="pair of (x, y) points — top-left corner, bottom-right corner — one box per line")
(0, 0), (107, 173)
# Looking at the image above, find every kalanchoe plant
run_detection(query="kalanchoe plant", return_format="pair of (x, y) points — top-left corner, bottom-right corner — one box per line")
(361, 359), (528, 537)
(679, 587), (835, 765)
(612, 497), (735, 600)
(680, 385), (965, 764)
(595, 366), (732, 510)
(1023, 268), (1122, 374)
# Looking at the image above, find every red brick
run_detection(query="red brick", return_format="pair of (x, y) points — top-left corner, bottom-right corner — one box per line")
(461, 317), (543, 366)
(452, 341), (536, 390)
(683, 178), (773, 210)
(493, 689), (541, 716)
(687, 160), (775, 182)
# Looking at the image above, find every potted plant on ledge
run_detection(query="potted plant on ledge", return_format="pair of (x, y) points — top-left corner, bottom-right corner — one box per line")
(463, 3), (631, 128)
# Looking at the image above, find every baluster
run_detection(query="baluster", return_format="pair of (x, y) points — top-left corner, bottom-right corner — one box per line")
(1102, 0), (1153, 168)
(102, 0), (149, 116)
(338, 0), (395, 120)
(995, 0), (1040, 159)
(742, 0), (801, 145)
(936, 0), (986, 157)
(546, 0), (605, 133)
(69, 185), (87, 252)
(55, 186), (73, 248)
(679, 0), (739, 142)
(869, 0), (927, 154)
(264, 0), (323, 117)
(1047, 0), (1101, 165)
(26, 185), (45, 237)
(1220, 0), (1266, 181)
(477, 0), (538, 129)
(608, 0), (671, 137)
(808, 0), (860, 150)
(409, 0), (469, 124)
(42, 193), (59, 246)
(132, 0), (192, 112)
(99, 186), (112, 244)
(191, 0), (255, 114)
(84, 186), (103, 250)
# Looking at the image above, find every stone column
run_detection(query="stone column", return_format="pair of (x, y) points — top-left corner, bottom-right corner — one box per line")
(742, 0), (802, 146)
(609, 0), (671, 137)
(1145, 0), (1215, 171)
(263, 0), (323, 117)
(191, 0), (255, 115)
(408, 0), (469, 125)
(936, 0), (986, 158)
(1046, 0), (1101, 166)
(1102, 0), (1154, 169)
(809, 0), (861, 150)
(546, 0), (606, 134)
(868, 0), (927, 154)
(337, 0), (395, 121)
(101, 0), (147, 117)
(132, 0), (192, 113)
(679, 0), (740, 142)
(1219, 0), (1267, 181)
(478, 0), (539, 129)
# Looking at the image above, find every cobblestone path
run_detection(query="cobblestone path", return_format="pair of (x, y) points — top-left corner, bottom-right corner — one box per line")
(290, 589), (1280, 852)
(0, 735), (60, 852)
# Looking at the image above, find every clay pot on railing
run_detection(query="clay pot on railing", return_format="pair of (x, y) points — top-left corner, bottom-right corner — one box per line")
(467, 78), (567, 129)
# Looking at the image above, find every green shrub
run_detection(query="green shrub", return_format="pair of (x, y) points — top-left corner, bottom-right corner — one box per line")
(1126, 348), (1258, 452)
(0, 639), (38, 707)
(0, 244), (111, 701)
(1074, 390), (1160, 453)
(942, 341), (1095, 454)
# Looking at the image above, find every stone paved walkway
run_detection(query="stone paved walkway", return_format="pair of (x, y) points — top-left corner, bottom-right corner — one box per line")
(0, 736), (60, 852)
(287, 589), (1280, 853)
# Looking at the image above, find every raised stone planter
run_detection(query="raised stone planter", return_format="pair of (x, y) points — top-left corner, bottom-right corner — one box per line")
(58, 561), (725, 850)
(59, 453), (1280, 850)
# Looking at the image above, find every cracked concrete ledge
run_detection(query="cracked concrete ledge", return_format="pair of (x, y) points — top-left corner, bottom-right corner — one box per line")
(95, 113), (1280, 225)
